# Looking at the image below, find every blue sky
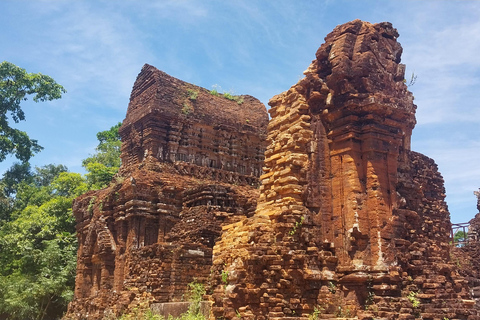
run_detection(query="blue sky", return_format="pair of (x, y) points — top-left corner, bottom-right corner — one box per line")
(1, 0), (479, 223)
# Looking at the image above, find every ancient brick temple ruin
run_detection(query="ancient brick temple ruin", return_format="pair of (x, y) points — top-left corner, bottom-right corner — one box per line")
(67, 20), (480, 320)
(66, 64), (269, 318)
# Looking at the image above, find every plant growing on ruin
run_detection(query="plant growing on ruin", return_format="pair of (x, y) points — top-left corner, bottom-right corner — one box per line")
(365, 278), (375, 310)
(335, 305), (353, 318)
(186, 89), (198, 100)
(289, 216), (304, 236)
(223, 91), (244, 105)
(117, 282), (207, 320)
(308, 306), (324, 320)
(408, 291), (420, 308)
(88, 196), (97, 215)
(221, 269), (229, 286)
(328, 281), (336, 294)
(405, 72), (417, 87)
(210, 84), (220, 96)
(180, 280), (206, 319)
(208, 85), (243, 104)
(181, 103), (192, 115)
(118, 302), (162, 320)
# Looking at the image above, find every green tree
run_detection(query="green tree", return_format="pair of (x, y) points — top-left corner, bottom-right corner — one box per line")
(1, 162), (33, 197)
(82, 122), (122, 189)
(0, 61), (66, 163)
(0, 162), (33, 221)
(0, 124), (120, 319)
(454, 230), (467, 247)
(0, 168), (86, 320)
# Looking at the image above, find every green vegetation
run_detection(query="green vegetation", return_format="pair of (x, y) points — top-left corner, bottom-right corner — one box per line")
(118, 302), (163, 320)
(453, 230), (467, 246)
(82, 122), (122, 189)
(209, 84), (220, 96)
(408, 291), (420, 308)
(365, 278), (375, 310)
(182, 103), (192, 115)
(289, 216), (305, 236)
(222, 91), (244, 105)
(118, 281), (206, 320)
(404, 71), (417, 87)
(208, 85), (244, 104)
(186, 89), (198, 100)
(308, 306), (323, 320)
(0, 120), (122, 319)
(0, 61), (66, 163)
(221, 269), (229, 286)
(0, 165), (86, 320)
(328, 281), (336, 294)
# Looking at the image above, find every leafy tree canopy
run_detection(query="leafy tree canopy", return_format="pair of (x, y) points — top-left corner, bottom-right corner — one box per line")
(454, 230), (468, 247)
(0, 167), (86, 320)
(82, 122), (122, 189)
(0, 164), (68, 221)
(0, 123), (121, 319)
(1, 162), (33, 198)
(0, 61), (66, 163)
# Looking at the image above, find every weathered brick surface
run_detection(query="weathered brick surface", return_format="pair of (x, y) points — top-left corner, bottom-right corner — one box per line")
(67, 20), (480, 320)
(211, 20), (480, 319)
(455, 204), (480, 307)
(65, 66), (268, 319)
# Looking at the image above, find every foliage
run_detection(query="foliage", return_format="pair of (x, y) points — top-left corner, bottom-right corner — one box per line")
(365, 278), (375, 310)
(83, 162), (119, 190)
(34, 164), (68, 188)
(289, 216), (304, 236)
(0, 61), (66, 163)
(209, 84), (220, 96)
(405, 72), (417, 87)
(328, 281), (336, 294)
(208, 85), (243, 104)
(408, 291), (420, 308)
(222, 91), (244, 105)
(0, 164), (69, 221)
(221, 269), (229, 285)
(184, 281), (205, 317)
(0, 122), (122, 319)
(453, 230), (467, 246)
(308, 306), (324, 320)
(186, 89), (198, 101)
(118, 281), (206, 320)
(118, 301), (163, 320)
(182, 103), (192, 115)
(1, 162), (33, 197)
(0, 167), (86, 320)
(82, 122), (122, 189)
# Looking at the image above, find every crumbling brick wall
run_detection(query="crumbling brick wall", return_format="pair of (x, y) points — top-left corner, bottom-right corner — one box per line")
(211, 20), (480, 320)
(65, 66), (268, 319)
(67, 21), (480, 320)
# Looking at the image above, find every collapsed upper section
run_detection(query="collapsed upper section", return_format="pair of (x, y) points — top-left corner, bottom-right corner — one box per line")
(285, 20), (416, 142)
(124, 64), (268, 130)
(119, 64), (269, 183)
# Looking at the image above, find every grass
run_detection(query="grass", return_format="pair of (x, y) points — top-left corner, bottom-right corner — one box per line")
(117, 281), (207, 320)
(209, 85), (244, 104)
(186, 89), (198, 100)
(181, 103), (192, 115)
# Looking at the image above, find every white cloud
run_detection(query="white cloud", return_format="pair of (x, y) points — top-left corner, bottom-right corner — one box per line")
(398, 2), (480, 125)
